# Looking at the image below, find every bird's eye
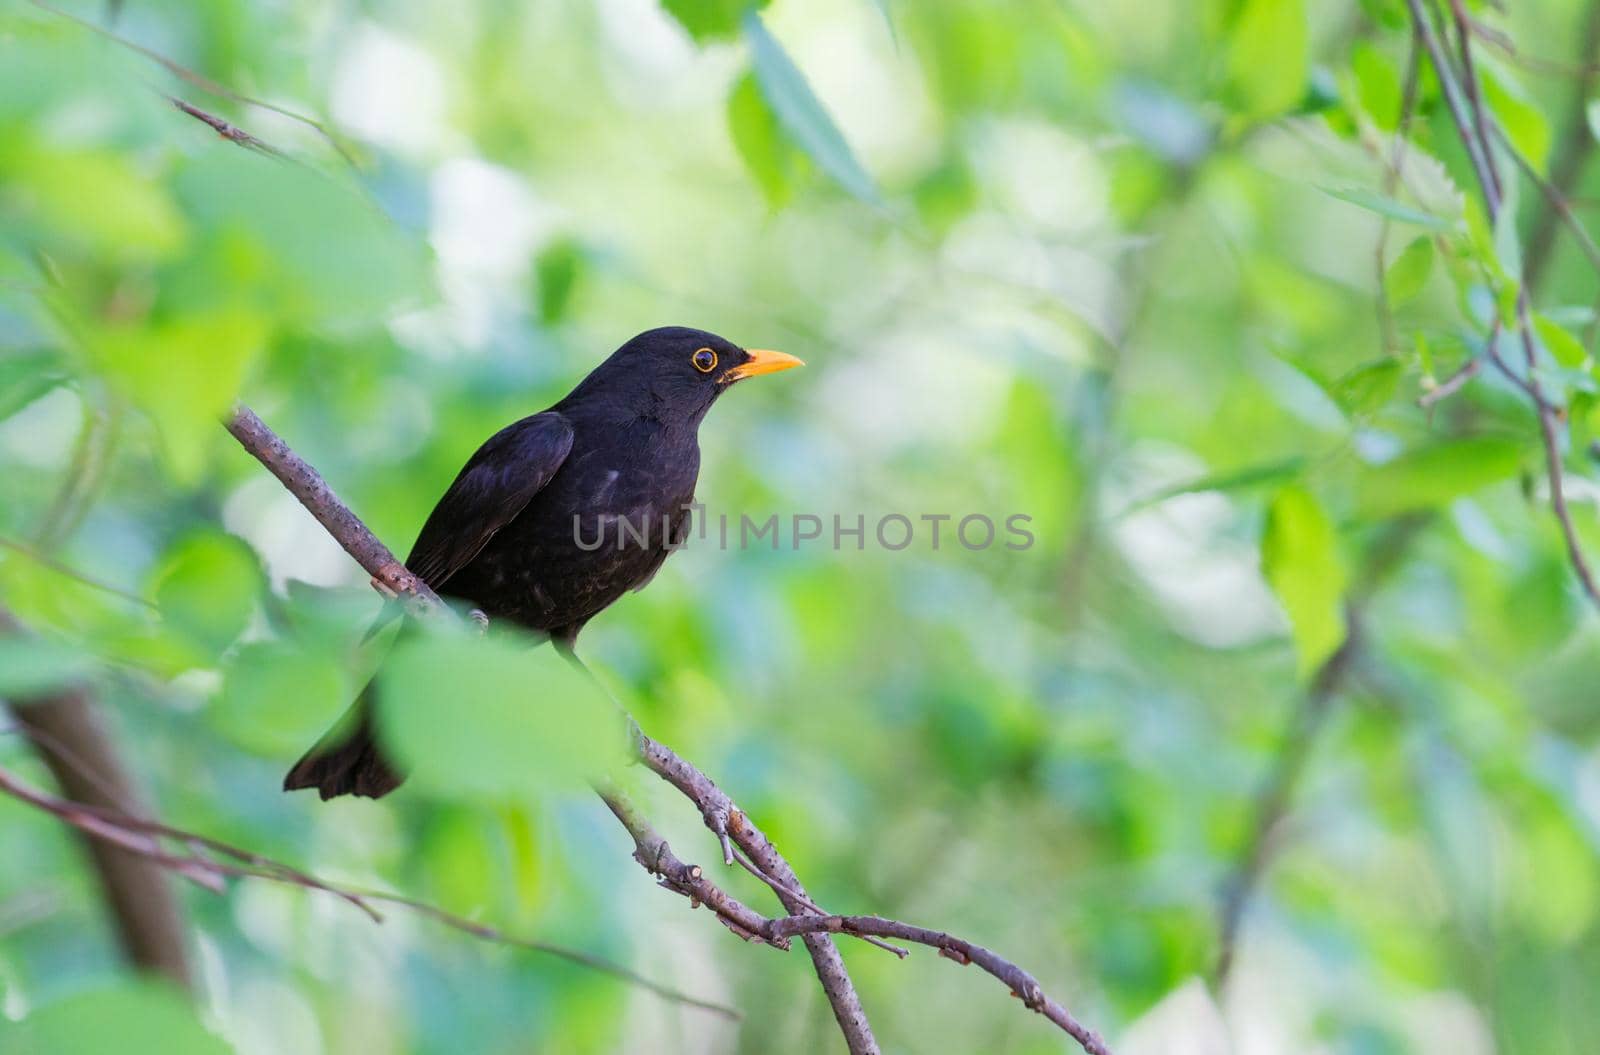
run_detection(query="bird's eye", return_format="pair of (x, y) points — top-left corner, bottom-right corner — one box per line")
(692, 348), (718, 373)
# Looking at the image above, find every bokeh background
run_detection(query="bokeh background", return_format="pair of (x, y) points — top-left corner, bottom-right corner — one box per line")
(3, 0), (1600, 1052)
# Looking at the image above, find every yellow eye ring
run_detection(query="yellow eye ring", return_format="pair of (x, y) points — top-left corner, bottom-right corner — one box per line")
(692, 347), (717, 373)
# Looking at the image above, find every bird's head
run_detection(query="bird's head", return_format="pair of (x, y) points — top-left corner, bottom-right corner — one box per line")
(570, 326), (804, 424)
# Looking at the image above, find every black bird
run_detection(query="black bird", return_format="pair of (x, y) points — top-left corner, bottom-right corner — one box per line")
(284, 327), (802, 799)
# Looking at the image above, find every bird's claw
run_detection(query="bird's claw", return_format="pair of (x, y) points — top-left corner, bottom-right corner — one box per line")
(468, 608), (489, 634)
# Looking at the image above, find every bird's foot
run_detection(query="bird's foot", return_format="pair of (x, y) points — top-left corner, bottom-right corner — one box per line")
(468, 608), (489, 634)
(369, 576), (398, 600)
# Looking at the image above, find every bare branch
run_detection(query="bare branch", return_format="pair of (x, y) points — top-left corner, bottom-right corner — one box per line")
(0, 760), (741, 1019)
(1406, 0), (1600, 611)
(598, 783), (786, 947)
(627, 726), (886, 1049)
(223, 405), (442, 615)
(167, 97), (286, 158)
(597, 778), (1108, 1053)
(26, 0), (358, 167)
(4, 430), (193, 992)
(766, 916), (1111, 1055)
(1214, 627), (1357, 985)
(1445, 0), (1503, 204)
(1214, 516), (1429, 986)
(0, 649), (195, 986)
(221, 403), (882, 1052)
(1408, 1), (1497, 205)
(218, 404), (1108, 1052)
(1417, 356), (1481, 411)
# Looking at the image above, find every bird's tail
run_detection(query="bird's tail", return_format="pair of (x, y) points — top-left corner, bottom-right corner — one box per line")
(283, 681), (404, 800)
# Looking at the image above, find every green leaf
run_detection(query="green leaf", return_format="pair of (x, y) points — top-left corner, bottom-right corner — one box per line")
(1384, 237), (1434, 306)
(727, 71), (798, 207)
(1119, 457), (1306, 517)
(378, 628), (620, 800)
(16, 981), (230, 1055)
(90, 307), (267, 483)
(1415, 331), (1435, 381)
(533, 239), (585, 324)
(0, 634), (93, 696)
(1356, 436), (1526, 519)
(1226, 0), (1308, 119)
(1536, 315), (1588, 368)
(150, 532), (263, 659)
(7, 144), (187, 262)
(1332, 359), (1403, 417)
(0, 348), (70, 422)
(1483, 69), (1550, 175)
(172, 148), (430, 329)
(913, 153), (978, 233)
(1320, 186), (1449, 230)
(1262, 487), (1347, 677)
(1350, 41), (1401, 130)
(743, 12), (879, 204)
(212, 641), (347, 756)
(1493, 198), (1523, 281)
(660, 0), (770, 42)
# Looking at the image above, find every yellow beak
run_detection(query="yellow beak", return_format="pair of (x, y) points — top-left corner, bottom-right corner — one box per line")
(722, 348), (805, 383)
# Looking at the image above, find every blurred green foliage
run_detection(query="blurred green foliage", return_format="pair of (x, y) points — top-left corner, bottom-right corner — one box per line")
(2, 0), (1600, 1052)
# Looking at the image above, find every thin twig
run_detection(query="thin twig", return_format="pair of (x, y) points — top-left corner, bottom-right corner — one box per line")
(1408, 0), (1501, 213)
(1215, 623), (1359, 985)
(1446, 0), (1503, 204)
(764, 915), (1111, 1055)
(222, 405), (442, 615)
(0, 761), (741, 1019)
(1407, 0), (1600, 611)
(25, 0), (359, 168)
(628, 726), (885, 1050)
(1467, 16), (1600, 79)
(4, 442), (193, 986)
(1502, 128), (1600, 279)
(1417, 356), (1481, 410)
(728, 848), (909, 958)
(1514, 300), (1600, 607)
(168, 97), (286, 158)
(1214, 517), (1429, 986)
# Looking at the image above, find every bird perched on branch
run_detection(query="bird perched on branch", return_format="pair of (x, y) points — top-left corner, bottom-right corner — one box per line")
(285, 327), (803, 799)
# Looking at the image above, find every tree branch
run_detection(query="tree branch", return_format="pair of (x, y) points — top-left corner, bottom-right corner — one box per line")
(1214, 515), (1430, 985)
(1, 610), (193, 989)
(217, 402), (1109, 1054)
(223, 405), (440, 614)
(1407, 0), (1600, 611)
(0, 758), (740, 1018)
(629, 728), (884, 1050)
(1213, 624), (1357, 986)
(27, 0), (357, 167)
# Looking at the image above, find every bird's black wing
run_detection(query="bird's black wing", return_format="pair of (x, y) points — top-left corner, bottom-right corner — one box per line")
(404, 412), (575, 590)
